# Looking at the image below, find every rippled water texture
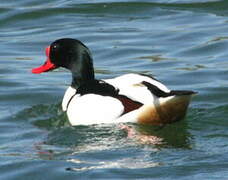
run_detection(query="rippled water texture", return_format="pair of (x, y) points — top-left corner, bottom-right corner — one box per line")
(1, 0), (228, 179)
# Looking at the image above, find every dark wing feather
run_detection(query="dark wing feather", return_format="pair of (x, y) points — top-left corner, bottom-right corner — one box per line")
(142, 81), (197, 98)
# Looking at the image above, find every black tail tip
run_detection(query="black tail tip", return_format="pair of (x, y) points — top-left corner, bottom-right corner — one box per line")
(170, 90), (198, 96)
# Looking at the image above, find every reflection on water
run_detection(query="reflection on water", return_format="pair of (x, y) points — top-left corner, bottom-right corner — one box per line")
(66, 155), (161, 171)
(26, 103), (193, 174)
(16, 102), (192, 147)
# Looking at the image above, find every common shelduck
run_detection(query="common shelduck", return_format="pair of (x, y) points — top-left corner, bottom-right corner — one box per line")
(32, 38), (196, 126)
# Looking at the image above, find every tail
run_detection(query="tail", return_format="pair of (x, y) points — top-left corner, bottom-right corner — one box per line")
(169, 90), (197, 96)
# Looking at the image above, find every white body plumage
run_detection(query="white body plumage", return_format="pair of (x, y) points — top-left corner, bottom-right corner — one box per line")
(62, 74), (193, 126)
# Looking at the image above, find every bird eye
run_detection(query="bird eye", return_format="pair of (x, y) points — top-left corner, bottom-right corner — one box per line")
(51, 42), (59, 50)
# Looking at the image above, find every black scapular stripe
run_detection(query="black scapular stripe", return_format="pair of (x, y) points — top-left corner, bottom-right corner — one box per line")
(142, 81), (197, 98)
(66, 80), (119, 111)
(76, 80), (119, 96)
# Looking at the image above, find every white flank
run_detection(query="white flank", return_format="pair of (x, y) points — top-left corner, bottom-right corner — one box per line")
(67, 94), (124, 126)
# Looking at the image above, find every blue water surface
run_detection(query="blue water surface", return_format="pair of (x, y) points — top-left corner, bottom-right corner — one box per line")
(0, 0), (228, 179)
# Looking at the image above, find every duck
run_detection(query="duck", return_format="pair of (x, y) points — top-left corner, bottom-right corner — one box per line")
(32, 38), (196, 126)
